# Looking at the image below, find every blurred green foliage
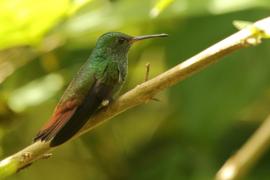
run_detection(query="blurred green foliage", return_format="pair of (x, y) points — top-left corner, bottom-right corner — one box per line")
(0, 0), (270, 179)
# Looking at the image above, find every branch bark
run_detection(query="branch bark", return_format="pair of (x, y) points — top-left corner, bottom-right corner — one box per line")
(0, 17), (269, 179)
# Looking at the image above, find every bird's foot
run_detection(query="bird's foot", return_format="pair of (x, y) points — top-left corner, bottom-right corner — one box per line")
(42, 153), (52, 159)
(20, 152), (32, 163)
(101, 99), (110, 107)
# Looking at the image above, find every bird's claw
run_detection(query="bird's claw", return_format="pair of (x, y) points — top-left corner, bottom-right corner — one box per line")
(101, 99), (110, 107)
(42, 153), (52, 159)
(20, 152), (32, 163)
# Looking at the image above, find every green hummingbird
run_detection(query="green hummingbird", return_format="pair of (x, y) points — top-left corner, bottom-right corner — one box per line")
(34, 32), (168, 147)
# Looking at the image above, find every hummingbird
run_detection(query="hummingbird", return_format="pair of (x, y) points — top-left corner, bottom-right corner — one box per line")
(34, 32), (168, 147)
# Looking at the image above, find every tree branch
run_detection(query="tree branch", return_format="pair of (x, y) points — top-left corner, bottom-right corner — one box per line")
(216, 114), (270, 180)
(0, 17), (269, 179)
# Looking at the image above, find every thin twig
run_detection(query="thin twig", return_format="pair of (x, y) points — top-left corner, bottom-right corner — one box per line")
(0, 16), (269, 179)
(143, 63), (160, 102)
(216, 114), (270, 180)
(144, 63), (150, 82)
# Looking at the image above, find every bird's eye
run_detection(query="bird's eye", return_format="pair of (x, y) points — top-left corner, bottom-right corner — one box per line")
(118, 37), (125, 44)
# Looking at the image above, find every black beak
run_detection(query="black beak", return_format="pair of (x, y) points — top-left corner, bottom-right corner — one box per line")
(131, 33), (168, 43)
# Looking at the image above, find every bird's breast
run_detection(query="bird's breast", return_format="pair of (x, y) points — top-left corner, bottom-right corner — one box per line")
(102, 61), (127, 85)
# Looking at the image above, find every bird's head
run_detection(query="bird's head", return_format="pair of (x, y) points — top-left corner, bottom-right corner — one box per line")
(94, 32), (168, 59)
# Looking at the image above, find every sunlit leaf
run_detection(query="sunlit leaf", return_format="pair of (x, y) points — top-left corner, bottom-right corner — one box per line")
(0, 0), (91, 50)
(8, 73), (64, 112)
(67, 0), (93, 16)
(233, 20), (253, 30)
(209, 0), (269, 14)
(150, 0), (175, 18)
